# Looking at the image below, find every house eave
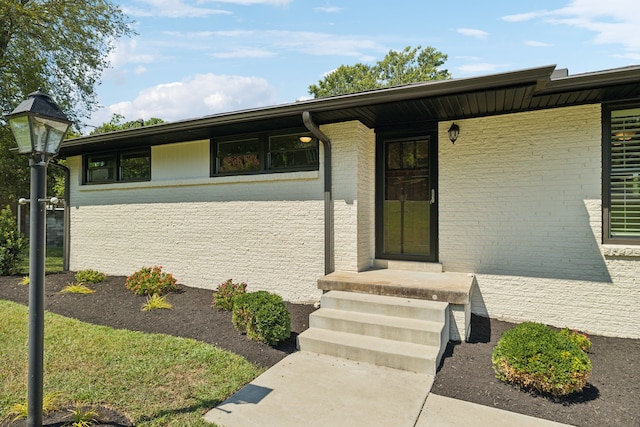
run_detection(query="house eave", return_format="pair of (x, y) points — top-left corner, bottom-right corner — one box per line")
(59, 64), (640, 157)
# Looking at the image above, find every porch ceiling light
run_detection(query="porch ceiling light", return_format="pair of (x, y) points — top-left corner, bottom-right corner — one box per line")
(448, 122), (460, 144)
(7, 89), (72, 155)
(299, 136), (313, 143)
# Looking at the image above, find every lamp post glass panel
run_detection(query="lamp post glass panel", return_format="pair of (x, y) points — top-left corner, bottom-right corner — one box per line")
(7, 90), (71, 427)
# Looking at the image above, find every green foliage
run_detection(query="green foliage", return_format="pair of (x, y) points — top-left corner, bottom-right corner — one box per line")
(0, 205), (27, 275)
(6, 392), (63, 421)
(60, 283), (96, 294)
(90, 114), (166, 135)
(0, 1), (133, 121)
(66, 404), (98, 427)
(232, 291), (291, 345)
(0, 1), (134, 207)
(125, 266), (179, 296)
(18, 275), (29, 285)
(308, 45), (451, 98)
(212, 279), (248, 311)
(75, 269), (107, 284)
(492, 322), (592, 396)
(142, 294), (173, 311)
(560, 328), (592, 353)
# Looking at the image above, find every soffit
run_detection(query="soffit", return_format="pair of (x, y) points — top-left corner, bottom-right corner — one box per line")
(59, 65), (640, 157)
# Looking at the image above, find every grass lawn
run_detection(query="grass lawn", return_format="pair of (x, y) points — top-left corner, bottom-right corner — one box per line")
(16, 246), (64, 274)
(0, 300), (263, 426)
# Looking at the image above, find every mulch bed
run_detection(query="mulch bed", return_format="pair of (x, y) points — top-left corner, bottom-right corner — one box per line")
(1, 272), (638, 427)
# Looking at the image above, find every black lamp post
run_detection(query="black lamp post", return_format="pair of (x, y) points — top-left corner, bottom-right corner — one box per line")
(7, 90), (71, 427)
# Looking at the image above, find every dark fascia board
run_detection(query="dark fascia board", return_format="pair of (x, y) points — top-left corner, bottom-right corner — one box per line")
(541, 65), (640, 95)
(59, 64), (558, 156)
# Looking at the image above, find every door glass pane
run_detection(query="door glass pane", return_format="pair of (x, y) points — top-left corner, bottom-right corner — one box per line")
(383, 138), (431, 256)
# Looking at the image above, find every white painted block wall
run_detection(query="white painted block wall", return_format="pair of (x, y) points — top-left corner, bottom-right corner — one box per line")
(67, 122), (373, 303)
(439, 104), (640, 339)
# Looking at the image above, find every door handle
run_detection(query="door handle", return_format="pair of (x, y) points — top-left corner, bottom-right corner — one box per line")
(430, 189), (436, 204)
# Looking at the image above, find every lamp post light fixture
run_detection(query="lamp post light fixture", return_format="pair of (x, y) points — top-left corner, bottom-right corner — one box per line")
(7, 90), (71, 427)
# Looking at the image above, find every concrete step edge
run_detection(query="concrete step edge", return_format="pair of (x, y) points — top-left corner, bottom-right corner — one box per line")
(310, 308), (444, 333)
(321, 290), (448, 320)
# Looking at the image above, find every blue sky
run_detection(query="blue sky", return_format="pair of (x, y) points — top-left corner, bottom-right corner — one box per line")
(88, 0), (640, 129)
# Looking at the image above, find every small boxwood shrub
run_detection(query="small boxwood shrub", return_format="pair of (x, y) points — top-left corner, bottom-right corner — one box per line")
(232, 290), (291, 345)
(75, 269), (107, 284)
(212, 279), (247, 311)
(492, 322), (592, 396)
(125, 266), (178, 296)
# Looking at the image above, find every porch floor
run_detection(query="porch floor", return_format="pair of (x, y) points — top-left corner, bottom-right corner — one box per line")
(318, 269), (475, 305)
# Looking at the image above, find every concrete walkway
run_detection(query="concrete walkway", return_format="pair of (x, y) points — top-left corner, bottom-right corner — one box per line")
(204, 351), (574, 427)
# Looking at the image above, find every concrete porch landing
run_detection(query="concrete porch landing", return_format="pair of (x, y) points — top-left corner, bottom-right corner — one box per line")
(317, 269), (476, 341)
(318, 269), (474, 305)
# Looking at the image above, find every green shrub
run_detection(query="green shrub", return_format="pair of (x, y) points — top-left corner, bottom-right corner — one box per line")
(212, 279), (247, 311)
(492, 322), (592, 396)
(232, 290), (291, 345)
(560, 328), (592, 353)
(0, 206), (27, 276)
(75, 269), (107, 284)
(125, 266), (178, 296)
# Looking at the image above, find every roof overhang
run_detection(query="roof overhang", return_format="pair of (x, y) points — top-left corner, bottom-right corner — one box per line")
(59, 64), (640, 157)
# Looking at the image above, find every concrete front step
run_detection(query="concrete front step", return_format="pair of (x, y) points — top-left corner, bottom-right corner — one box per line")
(298, 290), (449, 373)
(320, 290), (448, 322)
(297, 328), (442, 375)
(310, 308), (444, 346)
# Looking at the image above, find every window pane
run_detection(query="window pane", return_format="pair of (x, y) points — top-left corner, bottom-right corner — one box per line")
(218, 139), (260, 173)
(268, 134), (319, 170)
(121, 150), (150, 181)
(87, 154), (116, 183)
(610, 108), (640, 237)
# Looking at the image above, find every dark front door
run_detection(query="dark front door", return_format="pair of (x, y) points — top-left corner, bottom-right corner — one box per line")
(376, 130), (438, 261)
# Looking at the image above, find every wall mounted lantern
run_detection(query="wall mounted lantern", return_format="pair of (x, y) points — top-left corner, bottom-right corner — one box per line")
(7, 89), (71, 427)
(448, 122), (460, 144)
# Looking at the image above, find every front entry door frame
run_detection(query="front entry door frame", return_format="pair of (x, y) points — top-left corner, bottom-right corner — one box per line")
(375, 125), (438, 262)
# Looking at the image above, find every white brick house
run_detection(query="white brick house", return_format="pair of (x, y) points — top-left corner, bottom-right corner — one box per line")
(60, 65), (640, 339)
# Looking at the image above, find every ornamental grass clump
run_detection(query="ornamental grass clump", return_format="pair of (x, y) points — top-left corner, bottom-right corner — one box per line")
(212, 279), (247, 311)
(232, 290), (291, 345)
(492, 322), (592, 397)
(125, 266), (178, 296)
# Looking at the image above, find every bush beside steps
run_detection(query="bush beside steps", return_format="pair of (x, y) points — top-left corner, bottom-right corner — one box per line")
(492, 322), (592, 397)
(232, 290), (291, 346)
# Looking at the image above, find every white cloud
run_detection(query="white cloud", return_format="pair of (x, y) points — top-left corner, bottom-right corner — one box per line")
(108, 39), (157, 69)
(134, 65), (148, 75)
(502, 11), (549, 22)
(315, 5), (342, 13)
(123, 0), (231, 18)
(503, 1), (640, 51)
(93, 74), (277, 124)
(525, 40), (552, 47)
(202, 0), (291, 4)
(211, 48), (275, 58)
(457, 28), (489, 40)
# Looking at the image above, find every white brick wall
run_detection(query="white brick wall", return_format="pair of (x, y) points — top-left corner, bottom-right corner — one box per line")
(325, 121), (375, 272)
(67, 140), (326, 303)
(439, 104), (640, 338)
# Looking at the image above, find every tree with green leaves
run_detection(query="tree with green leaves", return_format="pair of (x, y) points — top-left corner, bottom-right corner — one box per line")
(308, 45), (451, 98)
(0, 0), (134, 209)
(90, 114), (166, 135)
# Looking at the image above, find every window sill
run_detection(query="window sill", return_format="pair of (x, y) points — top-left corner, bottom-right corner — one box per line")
(601, 245), (640, 257)
(79, 170), (319, 192)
